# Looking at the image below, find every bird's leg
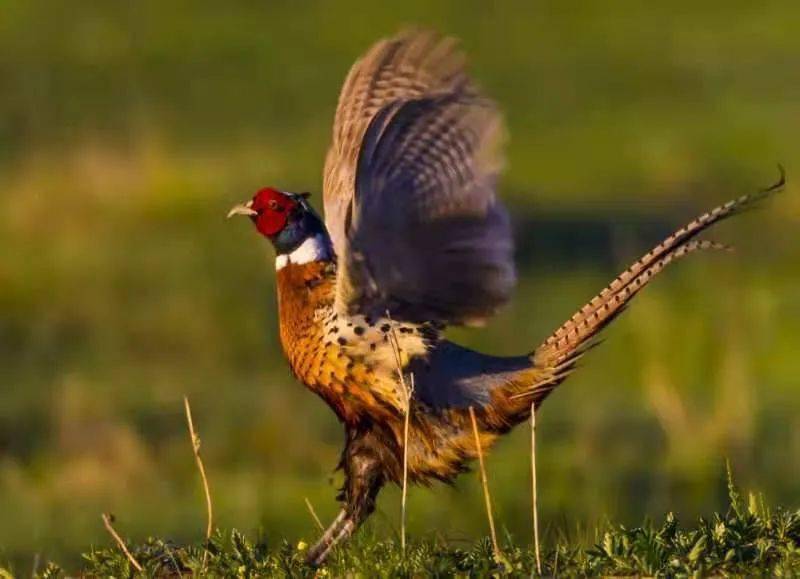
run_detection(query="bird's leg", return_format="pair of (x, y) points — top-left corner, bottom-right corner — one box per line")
(306, 431), (385, 566)
(306, 515), (357, 567)
(307, 509), (347, 560)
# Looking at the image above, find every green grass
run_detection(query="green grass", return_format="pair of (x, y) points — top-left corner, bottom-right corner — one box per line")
(27, 477), (800, 577)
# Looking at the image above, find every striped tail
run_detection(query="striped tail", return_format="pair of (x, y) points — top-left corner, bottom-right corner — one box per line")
(513, 167), (785, 405)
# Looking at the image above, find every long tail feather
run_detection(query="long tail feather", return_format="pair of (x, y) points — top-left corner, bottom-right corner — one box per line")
(514, 168), (785, 404)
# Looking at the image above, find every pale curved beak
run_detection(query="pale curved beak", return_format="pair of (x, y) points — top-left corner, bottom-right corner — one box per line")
(227, 200), (257, 219)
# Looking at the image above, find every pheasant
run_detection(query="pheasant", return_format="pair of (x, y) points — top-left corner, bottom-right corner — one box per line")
(227, 31), (784, 565)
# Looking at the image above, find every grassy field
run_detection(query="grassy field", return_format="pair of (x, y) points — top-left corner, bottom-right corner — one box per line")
(25, 476), (800, 576)
(1, 0), (800, 575)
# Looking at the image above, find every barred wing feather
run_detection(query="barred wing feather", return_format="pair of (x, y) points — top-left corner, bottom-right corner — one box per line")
(323, 31), (515, 325)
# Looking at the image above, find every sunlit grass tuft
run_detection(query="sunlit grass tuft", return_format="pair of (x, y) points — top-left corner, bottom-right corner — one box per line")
(31, 475), (800, 577)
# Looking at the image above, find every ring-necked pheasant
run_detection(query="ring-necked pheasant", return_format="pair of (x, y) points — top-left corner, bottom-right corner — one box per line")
(228, 31), (784, 565)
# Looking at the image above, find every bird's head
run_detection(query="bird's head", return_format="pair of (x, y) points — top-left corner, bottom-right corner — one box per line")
(228, 187), (331, 261)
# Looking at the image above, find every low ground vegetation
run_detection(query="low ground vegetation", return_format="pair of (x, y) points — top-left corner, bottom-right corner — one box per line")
(23, 480), (800, 577)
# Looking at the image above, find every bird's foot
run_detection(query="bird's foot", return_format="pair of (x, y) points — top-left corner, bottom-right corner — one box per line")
(306, 517), (355, 567)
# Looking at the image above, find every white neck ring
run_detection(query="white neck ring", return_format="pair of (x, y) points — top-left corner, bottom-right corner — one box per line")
(275, 234), (331, 270)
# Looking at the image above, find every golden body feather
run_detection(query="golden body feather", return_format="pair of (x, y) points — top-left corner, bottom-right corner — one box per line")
(275, 260), (514, 485)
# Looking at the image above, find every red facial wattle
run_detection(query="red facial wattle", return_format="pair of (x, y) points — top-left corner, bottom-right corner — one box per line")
(250, 188), (298, 238)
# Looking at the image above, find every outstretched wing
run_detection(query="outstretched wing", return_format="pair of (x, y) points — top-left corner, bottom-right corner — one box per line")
(323, 31), (515, 326)
(323, 30), (470, 255)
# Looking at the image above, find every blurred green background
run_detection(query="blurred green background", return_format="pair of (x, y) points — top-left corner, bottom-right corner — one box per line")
(1, 0), (799, 573)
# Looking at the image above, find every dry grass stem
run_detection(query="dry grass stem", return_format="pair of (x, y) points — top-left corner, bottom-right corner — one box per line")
(304, 497), (324, 531)
(400, 372), (415, 555)
(468, 406), (501, 561)
(384, 311), (409, 405)
(530, 403), (542, 575)
(385, 311), (414, 556)
(184, 395), (214, 568)
(101, 513), (143, 573)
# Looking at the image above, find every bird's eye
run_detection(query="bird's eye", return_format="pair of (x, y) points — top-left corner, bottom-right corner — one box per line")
(268, 199), (279, 210)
